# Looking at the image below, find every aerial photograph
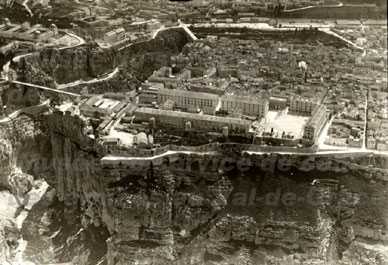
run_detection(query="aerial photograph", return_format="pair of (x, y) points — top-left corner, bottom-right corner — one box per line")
(0, 0), (387, 264)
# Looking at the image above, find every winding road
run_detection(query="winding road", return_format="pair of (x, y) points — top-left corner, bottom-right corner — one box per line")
(11, 31), (86, 64)
(57, 67), (119, 89)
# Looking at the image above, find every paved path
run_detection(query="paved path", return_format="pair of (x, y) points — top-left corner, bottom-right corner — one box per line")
(100, 147), (388, 164)
(101, 151), (217, 163)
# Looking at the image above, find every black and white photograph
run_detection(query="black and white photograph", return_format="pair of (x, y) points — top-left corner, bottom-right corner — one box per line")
(0, 0), (387, 264)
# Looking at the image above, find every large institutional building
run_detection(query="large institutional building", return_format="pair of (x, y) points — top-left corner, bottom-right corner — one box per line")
(143, 88), (270, 118)
(135, 107), (251, 135)
(220, 95), (269, 118)
(157, 88), (219, 114)
(138, 85), (328, 145)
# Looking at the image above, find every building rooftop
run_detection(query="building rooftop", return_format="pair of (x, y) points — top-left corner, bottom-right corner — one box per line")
(158, 88), (219, 100)
(136, 107), (251, 126)
(221, 94), (268, 103)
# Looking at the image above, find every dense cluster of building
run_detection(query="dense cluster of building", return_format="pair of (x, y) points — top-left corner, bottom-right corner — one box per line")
(131, 33), (342, 146)
(97, 19), (162, 47)
(0, 19), (58, 42)
(4, 0), (381, 151)
(137, 78), (329, 145)
(367, 89), (388, 150)
(166, 28), (386, 149)
(137, 85), (270, 138)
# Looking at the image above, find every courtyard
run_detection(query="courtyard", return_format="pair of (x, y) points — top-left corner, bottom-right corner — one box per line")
(256, 109), (310, 139)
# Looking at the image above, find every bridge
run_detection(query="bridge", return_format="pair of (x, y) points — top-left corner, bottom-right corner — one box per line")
(9, 80), (81, 98)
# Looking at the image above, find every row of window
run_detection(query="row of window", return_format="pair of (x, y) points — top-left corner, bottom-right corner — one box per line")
(142, 113), (249, 132)
(221, 101), (268, 115)
(290, 102), (314, 111)
(159, 95), (215, 107)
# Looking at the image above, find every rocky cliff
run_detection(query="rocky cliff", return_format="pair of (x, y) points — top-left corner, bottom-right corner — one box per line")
(0, 109), (387, 265)
(98, 154), (388, 265)
(10, 27), (190, 91)
(9, 111), (386, 265)
(0, 113), (52, 264)
(1, 23), (387, 263)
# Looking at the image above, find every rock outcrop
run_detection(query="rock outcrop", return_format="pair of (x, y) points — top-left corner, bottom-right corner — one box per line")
(0, 113), (52, 264)
(10, 27), (190, 92)
(24, 112), (388, 265)
(0, 109), (387, 265)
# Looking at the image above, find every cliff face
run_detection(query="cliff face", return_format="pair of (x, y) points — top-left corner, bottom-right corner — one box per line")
(0, 111), (387, 265)
(13, 44), (116, 85)
(0, 114), (51, 187)
(0, 114), (52, 264)
(0, 138), (13, 188)
(1, 83), (44, 111)
(19, 112), (109, 265)
(1, 24), (387, 262)
(11, 28), (190, 91)
(99, 155), (388, 265)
